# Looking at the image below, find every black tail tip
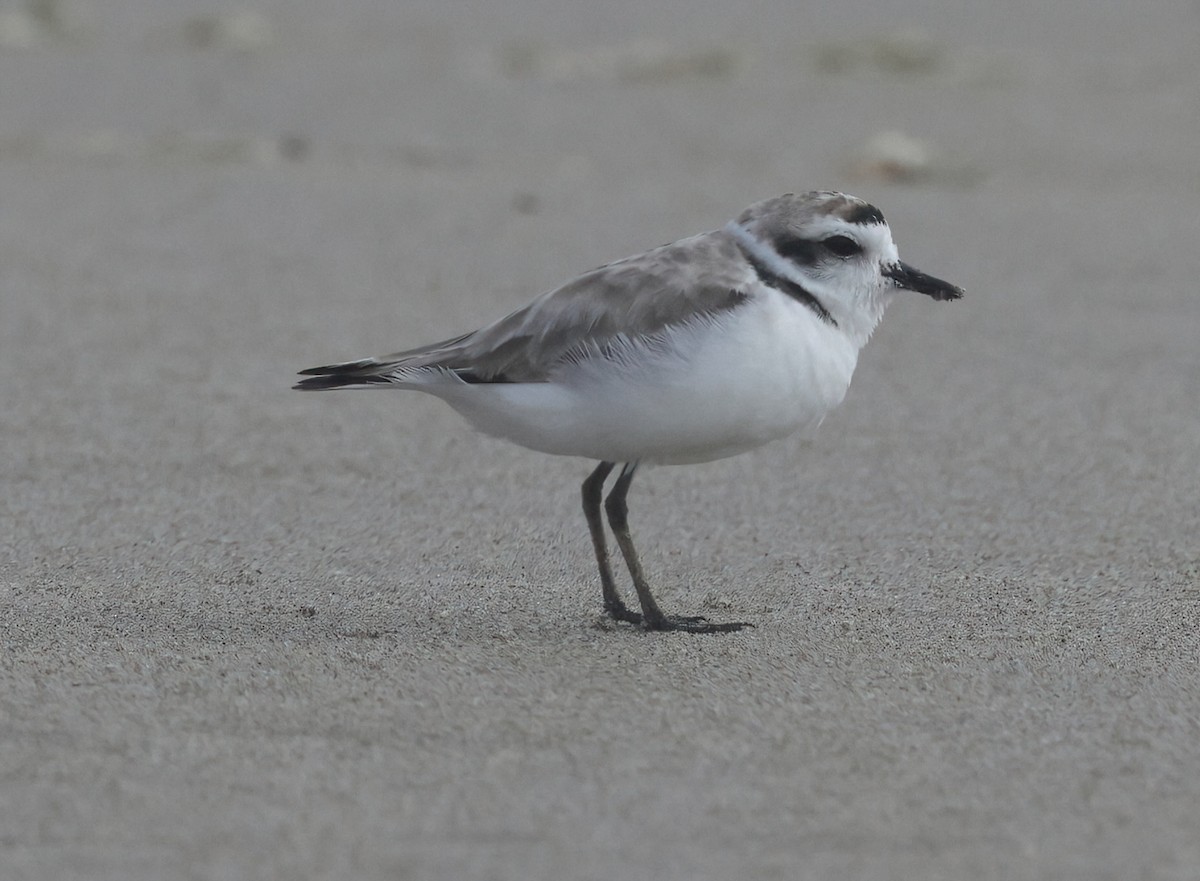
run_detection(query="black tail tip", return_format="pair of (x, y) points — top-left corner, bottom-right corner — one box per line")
(294, 359), (387, 389)
(293, 374), (354, 390)
(294, 368), (395, 390)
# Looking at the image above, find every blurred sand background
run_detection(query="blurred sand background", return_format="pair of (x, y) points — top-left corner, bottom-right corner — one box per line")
(2, 1), (1199, 879)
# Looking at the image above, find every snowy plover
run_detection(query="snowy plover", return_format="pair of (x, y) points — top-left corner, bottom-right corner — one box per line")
(296, 191), (962, 633)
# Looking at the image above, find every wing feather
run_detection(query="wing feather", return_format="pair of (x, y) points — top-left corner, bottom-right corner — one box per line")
(296, 229), (753, 388)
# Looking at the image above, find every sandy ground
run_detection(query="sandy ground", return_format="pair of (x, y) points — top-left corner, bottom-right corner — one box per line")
(3, 1), (1199, 879)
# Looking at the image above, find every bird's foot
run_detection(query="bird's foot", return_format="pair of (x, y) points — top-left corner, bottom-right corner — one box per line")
(643, 614), (753, 634)
(604, 601), (644, 626)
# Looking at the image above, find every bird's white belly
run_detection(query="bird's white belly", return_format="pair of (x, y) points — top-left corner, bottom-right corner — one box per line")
(431, 295), (859, 465)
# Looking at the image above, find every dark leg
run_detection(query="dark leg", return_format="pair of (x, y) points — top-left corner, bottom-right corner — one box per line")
(604, 463), (752, 633)
(582, 461), (642, 624)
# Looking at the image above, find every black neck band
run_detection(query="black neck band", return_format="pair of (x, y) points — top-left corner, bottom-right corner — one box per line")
(736, 243), (836, 327)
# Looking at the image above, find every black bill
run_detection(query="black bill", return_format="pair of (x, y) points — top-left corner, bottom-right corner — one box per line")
(884, 261), (963, 302)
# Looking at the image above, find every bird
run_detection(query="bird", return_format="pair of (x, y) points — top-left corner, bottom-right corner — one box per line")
(295, 191), (962, 633)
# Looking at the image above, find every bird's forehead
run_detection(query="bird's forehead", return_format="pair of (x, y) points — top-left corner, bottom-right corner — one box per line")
(802, 211), (894, 244)
(739, 191), (888, 233)
(803, 191), (887, 225)
(797, 205), (901, 266)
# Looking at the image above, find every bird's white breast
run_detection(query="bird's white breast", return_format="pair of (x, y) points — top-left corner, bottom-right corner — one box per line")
(428, 287), (860, 465)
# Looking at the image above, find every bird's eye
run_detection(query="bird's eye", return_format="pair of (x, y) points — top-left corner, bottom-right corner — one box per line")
(822, 235), (861, 258)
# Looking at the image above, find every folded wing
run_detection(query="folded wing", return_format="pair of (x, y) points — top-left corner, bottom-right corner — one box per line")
(294, 231), (751, 389)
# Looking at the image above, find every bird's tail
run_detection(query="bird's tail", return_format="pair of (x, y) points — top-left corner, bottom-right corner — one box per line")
(296, 330), (482, 390)
(293, 359), (404, 390)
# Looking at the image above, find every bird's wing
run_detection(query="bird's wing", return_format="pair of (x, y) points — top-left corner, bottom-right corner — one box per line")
(297, 229), (754, 387)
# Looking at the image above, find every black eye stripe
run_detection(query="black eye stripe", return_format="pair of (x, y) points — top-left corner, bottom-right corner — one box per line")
(736, 241), (836, 327)
(772, 233), (862, 263)
(822, 235), (861, 258)
(771, 235), (821, 266)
